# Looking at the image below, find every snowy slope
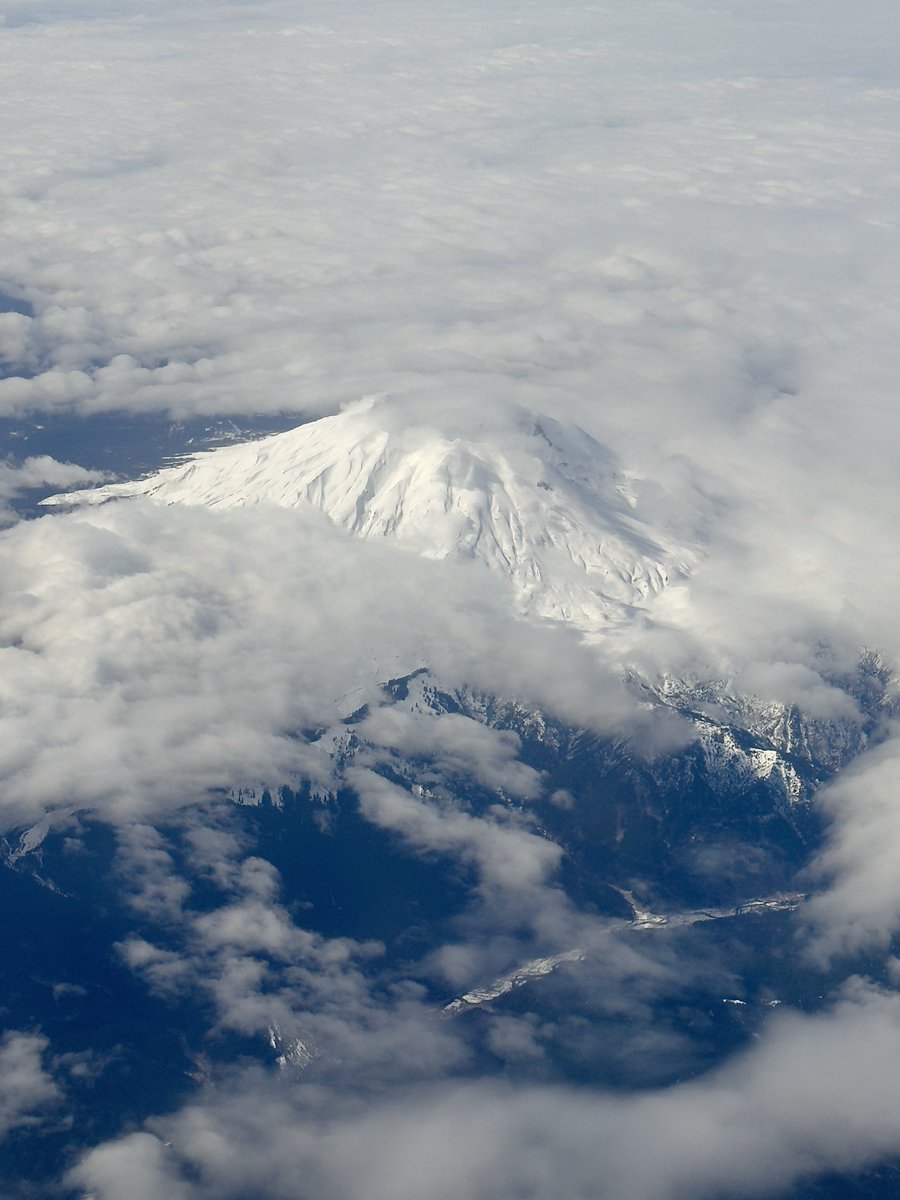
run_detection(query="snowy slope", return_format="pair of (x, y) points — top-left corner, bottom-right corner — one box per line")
(44, 396), (695, 630)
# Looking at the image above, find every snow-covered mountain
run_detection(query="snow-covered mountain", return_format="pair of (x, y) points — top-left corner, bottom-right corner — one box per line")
(44, 396), (696, 630)
(43, 394), (888, 866)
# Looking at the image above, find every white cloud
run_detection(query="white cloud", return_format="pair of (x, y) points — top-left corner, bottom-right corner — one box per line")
(69, 1131), (194, 1200)
(116, 823), (192, 921)
(2, 0), (897, 715)
(0, 454), (110, 525)
(357, 708), (543, 800)
(68, 982), (900, 1200)
(349, 766), (560, 895)
(804, 733), (900, 963)
(0, 1032), (61, 1140)
(4, 0), (900, 1194)
(0, 496), (643, 833)
(111, 824), (469, 1087)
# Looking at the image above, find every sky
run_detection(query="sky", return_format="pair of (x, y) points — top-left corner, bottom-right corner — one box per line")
(3, 0), (900, 1196)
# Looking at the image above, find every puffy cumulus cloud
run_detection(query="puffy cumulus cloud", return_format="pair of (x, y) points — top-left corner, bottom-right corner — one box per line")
(804, 733), (900, 963)
(343, 765), (692, 1014)
(97, 804), (888, 1200)
(731, 662), (865, 725)
(101, 806), (689, 1106)
(1, 0), (899, 707)
(2, 0), (899, 935)
(6, 0), (900, 1194)
(349, 767), (560, 895)
(105, 803), (678, 1070)
(115, 822), (192, 922)
(0, 454), (110, 524)
(0, 1032), (62, 1140)
(0, 0), (897, 452)
(111, 823), (470, 1088)
(0, 497), (644, 834)
(68, 1131), (194, 1200)
(68, 981), (900, 1200)
(356, 708), (543, 801)
(117, 936), (191, 998)
(120, 892), (394, 1056)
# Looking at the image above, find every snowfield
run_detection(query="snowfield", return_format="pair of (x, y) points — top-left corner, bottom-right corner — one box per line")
(44, 395), (696, 631)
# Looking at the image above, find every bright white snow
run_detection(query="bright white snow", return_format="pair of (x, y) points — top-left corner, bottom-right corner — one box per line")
(44, 396), (695, 632)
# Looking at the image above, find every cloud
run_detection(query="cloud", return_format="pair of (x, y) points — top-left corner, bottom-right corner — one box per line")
(68, 1131), (194, 1200)
(109, 815), (470, 1092)
(2, 0), (897, 741)
(4, 0), (900, 1194)
(0, 1032), (61, 1140)
(803, 733), (900, 963)
(68, 981), (900, 1200)
(0, 454), (110, 525)
(349, 766), (560, 895)
(0, 496), (647, 834)
(115, 823), (192, 922)
(357, 707), (543, 799)
(0, 0), (896, 472)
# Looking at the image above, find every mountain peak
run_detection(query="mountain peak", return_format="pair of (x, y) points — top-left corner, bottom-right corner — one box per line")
(45, 396), (695, 631)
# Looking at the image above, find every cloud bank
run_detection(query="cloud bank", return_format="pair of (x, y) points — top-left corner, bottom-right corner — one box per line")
(3, 0), (900, 1197)
(69, 982), (900, 1200)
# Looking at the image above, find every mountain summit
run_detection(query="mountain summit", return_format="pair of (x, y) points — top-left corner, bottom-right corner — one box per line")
(45, 396), (695, 630)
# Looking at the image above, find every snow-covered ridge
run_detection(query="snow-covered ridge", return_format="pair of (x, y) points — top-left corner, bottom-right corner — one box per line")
(441, 892), (804, 1016)
(44, 395), (696, 630)
(442, 949), (586, 1017)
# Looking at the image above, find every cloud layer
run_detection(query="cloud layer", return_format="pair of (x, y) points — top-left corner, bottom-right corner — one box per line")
(0, 496), (646, 833)
(69, 982), (900, 1200)
(4, 0), (900, 1198)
